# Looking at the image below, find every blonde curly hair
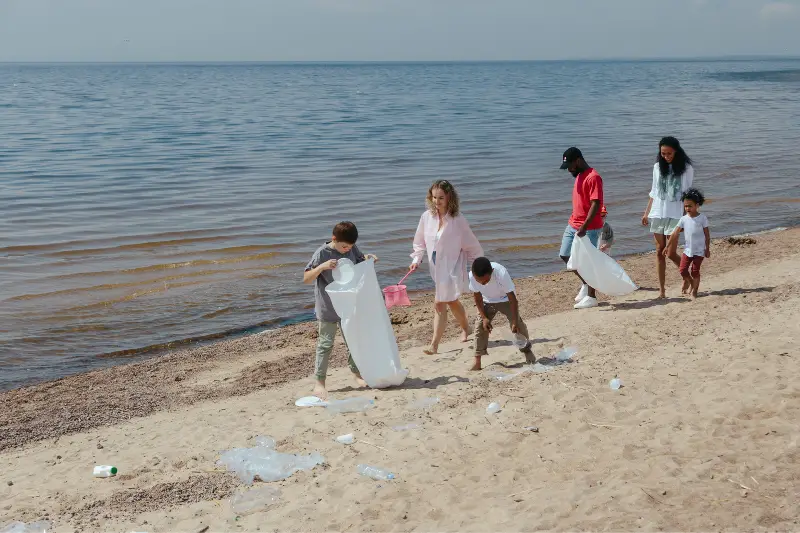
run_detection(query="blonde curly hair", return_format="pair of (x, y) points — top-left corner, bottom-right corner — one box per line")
(425, 180), (460, 217)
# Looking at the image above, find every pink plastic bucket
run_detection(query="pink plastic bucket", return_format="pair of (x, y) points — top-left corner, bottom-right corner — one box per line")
(383, 271), (413, 309)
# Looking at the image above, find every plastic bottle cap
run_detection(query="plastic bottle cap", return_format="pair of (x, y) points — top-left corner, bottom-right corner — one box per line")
(110, 466), (118, 474)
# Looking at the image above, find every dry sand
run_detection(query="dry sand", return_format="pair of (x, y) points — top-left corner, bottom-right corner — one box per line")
(1, 229), (799, 532)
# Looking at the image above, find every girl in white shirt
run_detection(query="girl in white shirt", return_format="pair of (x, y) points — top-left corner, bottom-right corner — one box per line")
(642, 136), (695, 299)
(665, 188), (710, 300)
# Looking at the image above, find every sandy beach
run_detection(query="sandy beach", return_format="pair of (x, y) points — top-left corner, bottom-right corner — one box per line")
(2, 228), (799, 532)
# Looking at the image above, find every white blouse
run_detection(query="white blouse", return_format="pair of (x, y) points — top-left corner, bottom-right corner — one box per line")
(648, 163), (694, 220)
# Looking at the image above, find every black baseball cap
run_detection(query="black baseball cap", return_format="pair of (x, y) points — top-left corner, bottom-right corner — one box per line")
(560, 147), (583, 169)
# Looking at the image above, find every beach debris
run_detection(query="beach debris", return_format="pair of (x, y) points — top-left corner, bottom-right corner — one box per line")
(230, 485), (282, 515)
(486, 402), (502, 415)
(523, 426), (539, 433)
(336, 434), (355, 445)
(196, 526), (210, 533)
(408, 397), (439, 410)
(725, 236), (756, 246)
(0, 521), (52, 533)
(96, 443), (104, 450)
(392, 423), (422, 432)
(6, 481), (12, 486)
(554, 347), (578, 362)
(253, 436), (276, 449)
(357, 464), (395, 481)
(92, 465), (118, 478)
(295, 396), (328, 408)
(217, 437), (325, 485)
(325, 397), (375, 414)
(610, 378), (622, 391)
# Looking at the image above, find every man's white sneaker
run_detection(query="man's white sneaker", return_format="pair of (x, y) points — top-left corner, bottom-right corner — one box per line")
(574, 284), (589, 303)
(574, 296), (599, 309)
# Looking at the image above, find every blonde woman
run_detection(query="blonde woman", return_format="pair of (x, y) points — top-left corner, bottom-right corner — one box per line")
(409, 180), (483, 355)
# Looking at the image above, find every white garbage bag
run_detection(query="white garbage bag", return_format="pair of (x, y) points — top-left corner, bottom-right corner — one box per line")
(325, 258), (409, 388)
(567, 236), (637, 296)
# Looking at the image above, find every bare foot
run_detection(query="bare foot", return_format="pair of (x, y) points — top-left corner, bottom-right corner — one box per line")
(312, 381), (328, 401)
(423, 344), (438, 355)
(469, 356), (482, 371)
(690, 290), (699, 301)
(657, 291), (667, 300)
(352, 373), (368, 388)
(524, 350), (536, 365)
(460, 327), (472, 343)
(681, 278), (691, 294)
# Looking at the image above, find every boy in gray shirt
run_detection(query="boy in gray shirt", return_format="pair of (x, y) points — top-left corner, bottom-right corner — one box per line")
(303, 221), (377, 399)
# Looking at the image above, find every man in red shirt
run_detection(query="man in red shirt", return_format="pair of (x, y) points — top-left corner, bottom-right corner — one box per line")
(558, 147), (604, 309)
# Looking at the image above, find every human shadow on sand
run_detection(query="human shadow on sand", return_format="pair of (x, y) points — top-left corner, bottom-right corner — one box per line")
(705, 286), (774, 297)
(329, 375), (468, 395)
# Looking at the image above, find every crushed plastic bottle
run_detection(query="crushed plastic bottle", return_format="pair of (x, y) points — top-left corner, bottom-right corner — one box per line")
(217, 437), (325, 485)
(486, 402), (502, 414)
(254, 436), (276, 449)
(555, 347), (578, 362)
(230, 485), (282, 515)
(335, 434), (355, 445)
(92, 465), (118, 478)
(325, 397), (375, 414)
(610, 378), (622, 390)
(357, 464), (395, 480)
(0, 522), (52, 533)
(409, 397), (439, 410)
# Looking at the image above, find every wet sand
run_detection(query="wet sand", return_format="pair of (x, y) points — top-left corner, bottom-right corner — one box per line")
(1, 228), (799, 531)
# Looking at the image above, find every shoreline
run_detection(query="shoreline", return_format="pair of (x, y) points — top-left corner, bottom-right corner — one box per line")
(2, 226), (799, 530)
(2, 227), (799, 454)
(3, 222), (795, 393)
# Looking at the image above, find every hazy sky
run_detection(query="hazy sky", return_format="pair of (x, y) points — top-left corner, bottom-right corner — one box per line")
(1, 0), (799, 62)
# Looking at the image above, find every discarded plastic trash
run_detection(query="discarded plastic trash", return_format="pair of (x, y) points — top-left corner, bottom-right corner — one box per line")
(610, 378), (622, 390)
(486, 402), (502, 415)
(0, 522), (52, 533)
(325, 397), (375, 414)
(230, 485), (282, 515)
(254, 436), (276, 449)
(336, 434), (355, 445)
(524, 426), (540, 433)
(555, 347), (578, 362)
(409, 397), (439, 410)
(392, 423), (421, 431)
(357, 464), (395, 481)
(504, 331), (529, 349)
(217, 437), (325, 485)
(295, 396), (328, 408)
(92, 465), (118, 478)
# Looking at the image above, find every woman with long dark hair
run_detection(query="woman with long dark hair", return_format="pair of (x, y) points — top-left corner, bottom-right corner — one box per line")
(641, 137), (695, 298)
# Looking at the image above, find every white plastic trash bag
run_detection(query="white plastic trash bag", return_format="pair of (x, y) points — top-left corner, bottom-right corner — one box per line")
(567, 236), (637, 296)
(326, 258), (409, 388)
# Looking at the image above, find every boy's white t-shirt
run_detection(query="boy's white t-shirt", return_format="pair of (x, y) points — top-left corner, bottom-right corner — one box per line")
(469, 262), (515, 303)
(678, 213), (709, 257)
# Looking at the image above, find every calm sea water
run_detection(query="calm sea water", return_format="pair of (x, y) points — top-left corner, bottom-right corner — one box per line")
(2, 60), (800, 390)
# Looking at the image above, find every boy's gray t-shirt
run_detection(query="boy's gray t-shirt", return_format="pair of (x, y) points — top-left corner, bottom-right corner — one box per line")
(305, 242), (365, 322)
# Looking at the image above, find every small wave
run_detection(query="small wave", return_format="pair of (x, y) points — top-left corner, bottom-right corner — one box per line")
(709, 69), (800, 83)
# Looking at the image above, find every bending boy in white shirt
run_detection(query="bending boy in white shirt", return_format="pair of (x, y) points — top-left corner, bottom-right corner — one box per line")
(469, 257), (535, 371)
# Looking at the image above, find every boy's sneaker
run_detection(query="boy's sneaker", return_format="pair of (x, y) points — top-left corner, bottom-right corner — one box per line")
(574, 284), (588, 303)
(574, 296), (598, 309)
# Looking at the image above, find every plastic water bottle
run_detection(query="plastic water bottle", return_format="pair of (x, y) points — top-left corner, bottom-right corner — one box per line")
(325, 398), (375, 414)
(357, 464), (395, 480)
(486, 402), (501, 414)
(92, 465), (118, 478)
(610, 378), (622, 390)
